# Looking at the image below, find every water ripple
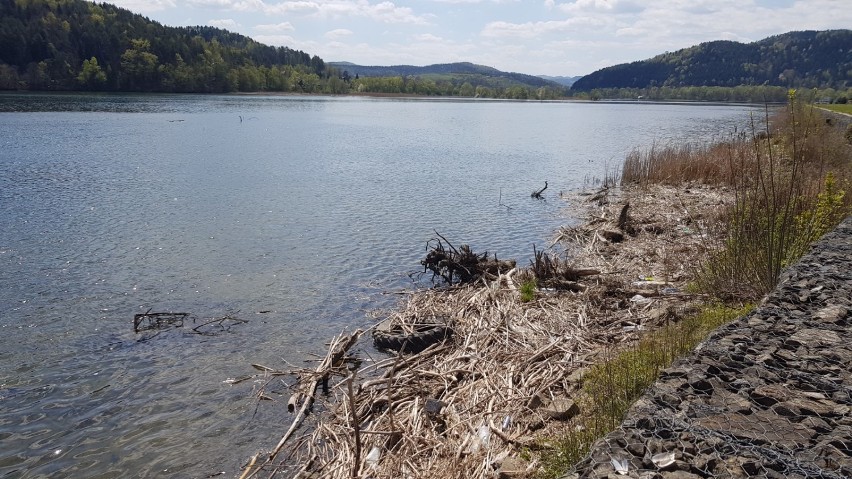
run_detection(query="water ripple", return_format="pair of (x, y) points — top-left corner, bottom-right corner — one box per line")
(0, 94), (760, 477)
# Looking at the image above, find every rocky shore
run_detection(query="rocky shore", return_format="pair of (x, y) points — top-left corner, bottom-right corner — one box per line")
(562, 217), (852, 478)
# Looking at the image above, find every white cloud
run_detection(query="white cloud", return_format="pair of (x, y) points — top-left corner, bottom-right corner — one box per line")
(325, 28), (354, 39)
(254, 34), (299, 46)
(411, 33), (444, 42)
(107, 0), (176, 12)
(208, 18), (241, 28)
(481, 17), (607, 39)
(556, 0), (644, 14)
(255, 22), (295, 33)
(187, 0), (238, 7)
(186, 0), (431, 25)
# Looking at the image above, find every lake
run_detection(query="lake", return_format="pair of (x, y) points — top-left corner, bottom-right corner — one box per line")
(0, 93), (759, 478)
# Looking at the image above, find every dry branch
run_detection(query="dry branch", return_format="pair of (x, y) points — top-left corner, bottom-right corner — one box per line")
(247, 184), (728, 479)
(420, 233), (515, 285)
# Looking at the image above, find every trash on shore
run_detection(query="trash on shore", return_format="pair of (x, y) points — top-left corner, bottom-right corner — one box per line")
(240, 184), (729, 479)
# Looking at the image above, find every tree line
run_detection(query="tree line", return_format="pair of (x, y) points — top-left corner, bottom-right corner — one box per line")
(572, 85), (852, 104)
(0, 0), (327, 92)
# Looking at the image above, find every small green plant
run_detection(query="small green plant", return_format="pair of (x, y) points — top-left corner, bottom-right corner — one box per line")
(537, 303), (752, 478)
(519, 279), (537, 302)
(788, 172), (848, 264)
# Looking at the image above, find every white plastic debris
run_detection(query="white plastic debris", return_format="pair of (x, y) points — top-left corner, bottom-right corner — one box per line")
(611, 457), (629, 475)
(478, 424), (491, 446)
(501, 415), (512, 430)
(629, 294), (651, 303)
(365, 446), (381, 468)
(651, 451), (676, 469)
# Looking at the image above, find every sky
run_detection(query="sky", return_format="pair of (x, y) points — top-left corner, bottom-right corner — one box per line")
(104, 0), (852, 77)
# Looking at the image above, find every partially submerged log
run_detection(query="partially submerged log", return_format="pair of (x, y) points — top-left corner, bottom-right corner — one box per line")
(269, 329), (363, 460)
(531, 181), (548, 199)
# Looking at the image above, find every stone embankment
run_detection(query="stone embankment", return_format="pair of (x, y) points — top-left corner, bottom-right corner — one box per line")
(562, 217), (852, 479)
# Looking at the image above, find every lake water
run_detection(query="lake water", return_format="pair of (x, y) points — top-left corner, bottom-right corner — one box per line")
(0, 93), (759, 478)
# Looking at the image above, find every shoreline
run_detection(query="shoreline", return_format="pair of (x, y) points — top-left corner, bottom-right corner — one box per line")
(241, 182), (740, 478)
(565, 215), (852, 479)
(240, 103), (850, 478)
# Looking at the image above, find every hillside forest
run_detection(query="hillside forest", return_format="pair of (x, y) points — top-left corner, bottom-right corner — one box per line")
(0, 0), (850, 102)
(0, 0), (563, 98)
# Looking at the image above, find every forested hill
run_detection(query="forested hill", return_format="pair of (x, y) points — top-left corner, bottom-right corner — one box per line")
(0, 0), (326, 92)
(572, 30), (851, 91)
(329, 61), (561, 89)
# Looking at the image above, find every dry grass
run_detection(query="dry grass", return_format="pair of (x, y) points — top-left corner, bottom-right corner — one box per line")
(621, 142), (746, 186)
(241, 184), (733, 479)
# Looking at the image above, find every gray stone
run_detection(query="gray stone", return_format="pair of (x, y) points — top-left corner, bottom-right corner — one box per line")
(497, 456), (527, 479)
(695, 410), (815, 449)
(750, 384), (789, 407)
(542, 395), (580, 421)
(789, 328), (841, 347)
(660, 472), (701, 479)
(773, 397), (836, 417)
(813, 305), (848, 323)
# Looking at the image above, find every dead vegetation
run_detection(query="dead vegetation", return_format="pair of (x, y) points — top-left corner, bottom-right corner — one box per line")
(239, 183), (731, 479)
(238, 102), (851, 478)
(420, 232), (516, 285)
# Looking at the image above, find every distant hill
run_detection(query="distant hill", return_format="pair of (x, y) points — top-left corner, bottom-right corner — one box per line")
(330, 61), (566, 91)
(538, 75), (583, 87)
(572, 30), (851, 91)
(0, 0), (326, 92)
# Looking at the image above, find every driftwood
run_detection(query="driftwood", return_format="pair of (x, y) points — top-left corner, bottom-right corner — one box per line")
(531, 181), (548, 199)
(420, 232), (515, 285)
(191, 314), (247, 335)
(239, 329), (364, 479)
(617, 202), (632, 232)
(588, 187), (609, 205)
(529, 245), (599, 291)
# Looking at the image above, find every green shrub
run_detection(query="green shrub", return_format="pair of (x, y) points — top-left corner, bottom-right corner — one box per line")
(697, 92), (852, 300)
(519, 279), (537, 302)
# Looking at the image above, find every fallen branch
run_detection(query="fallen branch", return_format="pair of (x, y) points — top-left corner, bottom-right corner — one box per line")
(272, 329), (363, 459)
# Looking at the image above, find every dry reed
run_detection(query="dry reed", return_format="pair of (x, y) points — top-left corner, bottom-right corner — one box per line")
(244, 184), (730, 479)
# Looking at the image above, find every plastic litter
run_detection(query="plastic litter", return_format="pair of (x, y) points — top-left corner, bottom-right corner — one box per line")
(478, 424), (491, 446)
(611, 457), (629, 475)
(629, 294), (651, 303)
(651, 451), (676, 469)
(365, 446), (381, 468)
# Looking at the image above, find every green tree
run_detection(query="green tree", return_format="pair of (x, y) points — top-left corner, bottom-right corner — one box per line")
(76, 56), (106, 89)
(120, 39), (159, 90)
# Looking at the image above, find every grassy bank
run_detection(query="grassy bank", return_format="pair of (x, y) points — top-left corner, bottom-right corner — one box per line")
(820, 103), (852, 115)
(538, 92), (852, 477)
(537, 303), (752, 476)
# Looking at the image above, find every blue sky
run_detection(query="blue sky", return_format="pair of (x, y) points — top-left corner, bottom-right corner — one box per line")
(105, 0), (852, 76)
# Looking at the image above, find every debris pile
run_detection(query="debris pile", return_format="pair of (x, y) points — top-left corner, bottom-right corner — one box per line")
(242, 184), (734, 479)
